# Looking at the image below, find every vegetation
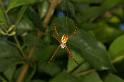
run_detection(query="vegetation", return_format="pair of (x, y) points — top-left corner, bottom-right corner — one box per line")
(0, 0), (124, 82)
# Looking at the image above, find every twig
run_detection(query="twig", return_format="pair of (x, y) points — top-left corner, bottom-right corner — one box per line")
(13, 6), (27, 57)
(16, 47), (35, 82)
(43, 0), (61, 29)
(14, 35), (25, 57)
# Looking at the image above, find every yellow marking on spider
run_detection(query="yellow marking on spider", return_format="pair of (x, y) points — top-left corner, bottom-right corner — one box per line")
(60, 34), (69, 48)
(61, 34), (69, 44)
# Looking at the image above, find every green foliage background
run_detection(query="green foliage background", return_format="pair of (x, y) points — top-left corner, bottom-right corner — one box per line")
(0, 0), (124, 82)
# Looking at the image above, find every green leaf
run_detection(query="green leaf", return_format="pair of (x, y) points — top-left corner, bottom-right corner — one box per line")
(69, 30), (114, 70)
(4, 66), (16, 81)
(59, 1), (75, 18)
(0, 40), (21, 72)
(38, 0), (48, 18)
(51, 16), (77, 35)
(0, 8), (6, 24)
(93, 22), (122, 43)
(78, 7), (103, 22)
(33, 45), (56, 63)
(38, 62), (61, 76)
(78, 71), (103, 82)
(31, 80), (46, 82)
(67, 50), (86, 72)
(104, 73), (124, 82)
(17, 17), (34, 35)
(71, 62), (91, 76)
(0, 57), (20, 72)
(71, 0), (103, 3)
(7, 0), (44, 12)
(49, 72), (82, 82)
(102, 0), (124, 10)
(108, 35), (124, 63)
(0, 40), (20, 58)
(23, 34), (56, 63)
(23, 33), (42, 47)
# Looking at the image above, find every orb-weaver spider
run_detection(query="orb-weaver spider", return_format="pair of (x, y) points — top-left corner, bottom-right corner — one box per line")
(48, 26), (78, 64)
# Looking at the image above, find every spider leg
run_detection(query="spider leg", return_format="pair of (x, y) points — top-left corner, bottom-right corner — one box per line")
(69, 26), (78, 38)
(52, 25), (61, 43)
(65, 46), (79, 64)
(53, 25), (59, 37)
(52, 25), (60, 39)
(48, 45), (61, 63)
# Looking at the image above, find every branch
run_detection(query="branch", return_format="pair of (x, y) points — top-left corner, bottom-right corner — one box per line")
(43, 0), (61, 29)
(16, 47), (35, 82)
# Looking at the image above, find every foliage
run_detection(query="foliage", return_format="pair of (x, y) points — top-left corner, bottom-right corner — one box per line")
(0, 0), (124, 82)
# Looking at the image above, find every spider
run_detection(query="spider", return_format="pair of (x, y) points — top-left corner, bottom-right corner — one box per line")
(48, 26), (78, 64)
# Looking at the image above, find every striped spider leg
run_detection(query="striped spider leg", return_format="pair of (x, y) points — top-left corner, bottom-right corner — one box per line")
(48, 26), (78, 64)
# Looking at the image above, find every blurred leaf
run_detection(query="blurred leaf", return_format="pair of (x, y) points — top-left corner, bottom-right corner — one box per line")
(67, 50), (85, 72)
(104, 73), (124, 82)
(78, 7), (103, 22)
(102, 0), (124, 10)
(108, 35), (124, 63)
(38, 62), (61, 76)
(24, 34), (58, 63)
(17, 16), (34, 35)
(31, 80), (46, 82)
(51, 16), (77, 35)
(112, 8), (124, 18)
(4, 66), (16, 81)
(0, 8), (6, 24)
(109, 16), (120, 24)
(78, 71), (103, 82)
(38, 0), (48, 18)
(80, 23), (98, 31)
(0, 40), (21, 72)
(69, 30), (114, 70)
(71, 0), (103, 3)
(23, 33), (42, 47)
(33, 45), (56, 63)
(0, 40), (20, 58)
(7, 0), (44, 12)
(93, 22), (122, 43)
(23, 34), (52, 61)
(49, 72), (82, 82)
(0, 57), (20, 72)
(71, 62), (91, 76)
(26, 8), (41, 27)
(59, 1), (75, 18)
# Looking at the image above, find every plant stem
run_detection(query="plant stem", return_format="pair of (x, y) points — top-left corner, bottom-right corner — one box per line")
(15, 6), (28, 26)
(16, 64), (29, 82)
(13, 6), (27, 57)
(14, 35), (25, 57)
(43, 0), (62, 29)
(16, 47), (35, 82)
